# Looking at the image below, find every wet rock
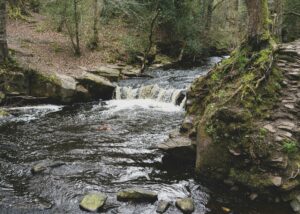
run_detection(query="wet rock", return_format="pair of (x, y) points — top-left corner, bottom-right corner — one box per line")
(157, 131), (195, 162)
(116, 188), (158, 202)
(181, 116), (195, 131)
(79, 192), (107, 212)
(76, 72), (115, 100)
(175, 198), (195, 214)
(31, 163), (47, 174)
(156, 200), (170, 213)
(221, 207), (231, 213)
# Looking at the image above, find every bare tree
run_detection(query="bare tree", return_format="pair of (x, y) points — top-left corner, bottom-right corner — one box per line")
(0, 0), (8, 63)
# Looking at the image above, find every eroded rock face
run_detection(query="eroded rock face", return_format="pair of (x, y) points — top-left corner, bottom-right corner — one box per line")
(79, 193), (107, 212)
(0, 68), (116, 104)
(76, 72), (115, 100)
(175, 198), (194, 214)
(81, 65), (121, 82)
(116, 188), (158, 202)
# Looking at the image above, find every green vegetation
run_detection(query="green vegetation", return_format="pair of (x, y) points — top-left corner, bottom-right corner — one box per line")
(283, 139), (298, 154)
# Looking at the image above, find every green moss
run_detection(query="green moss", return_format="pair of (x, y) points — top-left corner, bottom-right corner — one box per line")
(283, 140), (298, 154)
(0, 109), (9, 117)
(229, 168), (272, 190)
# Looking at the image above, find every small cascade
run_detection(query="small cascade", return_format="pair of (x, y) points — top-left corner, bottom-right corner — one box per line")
(115, 84), (186, 107)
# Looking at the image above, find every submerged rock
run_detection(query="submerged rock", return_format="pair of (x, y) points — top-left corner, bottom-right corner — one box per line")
(31, 163), (47, 174)
(175, 198), (195, 214)
(31, 161), (65, 175)
(116, 188), (158, 202)
(79, 193), (107, 212)
(156, 200), (170, 213)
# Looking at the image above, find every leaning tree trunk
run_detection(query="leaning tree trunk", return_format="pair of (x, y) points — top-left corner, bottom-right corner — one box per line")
(245, 0), (270, 49)
(0, 0), (8, 63)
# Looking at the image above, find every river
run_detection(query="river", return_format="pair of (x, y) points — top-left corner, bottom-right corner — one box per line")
(0, 58), (292, 214)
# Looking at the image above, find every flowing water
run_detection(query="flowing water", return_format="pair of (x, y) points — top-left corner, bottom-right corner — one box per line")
(0, 58), (292, 214)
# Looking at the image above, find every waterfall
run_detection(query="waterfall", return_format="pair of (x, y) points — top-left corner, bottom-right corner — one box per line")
(115, 84), (186, 107)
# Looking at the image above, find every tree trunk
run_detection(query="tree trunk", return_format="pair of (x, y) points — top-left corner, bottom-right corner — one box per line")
(0, 0), (8, 63)
(272, 0), (283, 42)
(141, 5), (160, 73)
(73, 0), (80, 56)
(57, 0), (67, 32)
(92, 0), (99, 46)
(245, 0), (270, 47)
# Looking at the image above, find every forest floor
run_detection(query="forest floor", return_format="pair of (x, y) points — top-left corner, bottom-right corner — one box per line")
(7, 13), (129, 77)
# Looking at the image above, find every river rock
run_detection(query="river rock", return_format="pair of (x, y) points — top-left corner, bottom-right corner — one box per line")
(31, 163), (47, 174)
(79, 193), (107, 212)
(175, 198), (195, 214)
(158, 131), (195, 162)
(0, 108), (10, 118)
(76, 72), (115, 100)
(156, 200), (170, 213)
(116, 188), (158, 202)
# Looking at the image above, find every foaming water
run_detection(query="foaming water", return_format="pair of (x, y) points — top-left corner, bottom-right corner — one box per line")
(2, 105), (63, 122)
(104, 99), (183, 113)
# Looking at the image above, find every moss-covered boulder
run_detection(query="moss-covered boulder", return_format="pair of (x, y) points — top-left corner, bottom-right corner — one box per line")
(181, 38), (300, 203)
(79, 193), (107, 212)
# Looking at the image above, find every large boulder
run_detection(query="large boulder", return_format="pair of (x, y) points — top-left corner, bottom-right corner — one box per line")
(56, 74), (90, 103)
(79, 193), (107, 212)
(76, 72), (115, 100)
(117, 188), (158, 202)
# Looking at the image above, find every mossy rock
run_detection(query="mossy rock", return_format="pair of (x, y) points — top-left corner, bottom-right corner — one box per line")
(0, 108), (10, 118)
(117, 188), (158, 202)
(79, 193), (107, 212)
